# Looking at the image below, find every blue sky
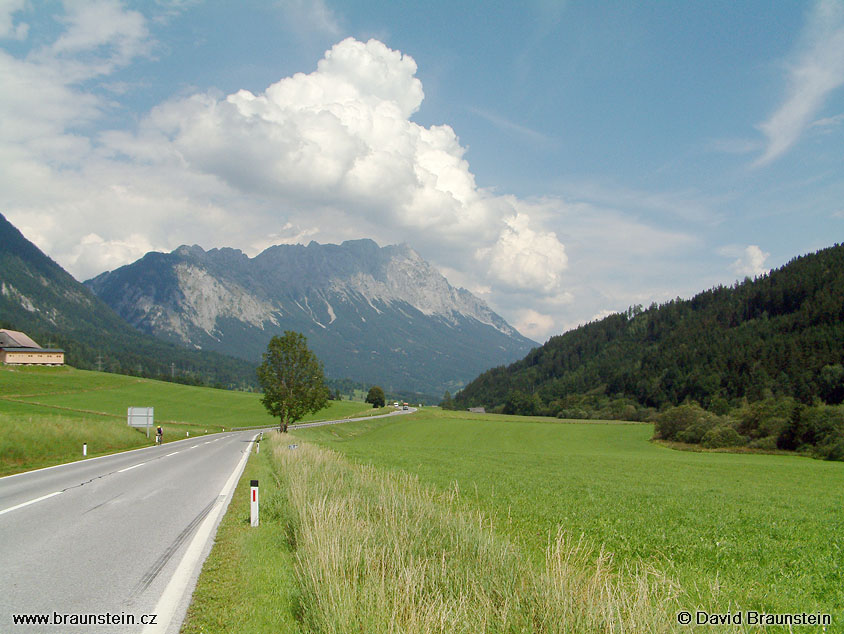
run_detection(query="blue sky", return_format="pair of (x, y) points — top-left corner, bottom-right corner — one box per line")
(1, 1), (842, 341)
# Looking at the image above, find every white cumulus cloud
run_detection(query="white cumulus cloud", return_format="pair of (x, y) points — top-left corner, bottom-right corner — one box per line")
(721, 244), (770, 278)
(68, 232), (159, 277)
(513, 308), (556, 342)
(476, 213), (568, 293)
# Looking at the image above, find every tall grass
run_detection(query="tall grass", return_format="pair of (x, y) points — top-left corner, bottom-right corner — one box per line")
(272, 437), (688, 633)
(0, 412), (150, 473)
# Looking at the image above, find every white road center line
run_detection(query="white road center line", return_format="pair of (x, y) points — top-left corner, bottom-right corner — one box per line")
(166, 452), (180, 457)
(0, 491), (63, 516)
(118, 463), (145, 473)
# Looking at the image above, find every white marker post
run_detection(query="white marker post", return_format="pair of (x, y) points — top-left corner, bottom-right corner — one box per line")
(250, 480), (259, 527)
(83, 443), (87, 457)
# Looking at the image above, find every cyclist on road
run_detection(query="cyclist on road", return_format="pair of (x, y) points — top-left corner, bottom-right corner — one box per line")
(155, 425), (163, 445)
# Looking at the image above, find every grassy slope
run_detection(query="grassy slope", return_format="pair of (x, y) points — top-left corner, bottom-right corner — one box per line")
(0, 365), (373, 476)
(292, 409), (844, 622)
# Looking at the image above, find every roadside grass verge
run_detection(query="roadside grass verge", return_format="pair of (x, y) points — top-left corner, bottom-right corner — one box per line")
(0, 411), (150, 474)
(181, 440), (303, 634)
(0, 402), (233, 476)
(0, 366), (375, 476)
(186, 433), (696, 633)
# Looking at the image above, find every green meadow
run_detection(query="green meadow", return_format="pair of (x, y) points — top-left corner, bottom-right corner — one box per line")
(5, 367), (841, 630)
(291, 409), (843, 628)
(0, 365), (373, 475)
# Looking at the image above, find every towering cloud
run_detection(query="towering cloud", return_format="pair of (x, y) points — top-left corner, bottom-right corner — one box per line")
(135, 37), (567, 294)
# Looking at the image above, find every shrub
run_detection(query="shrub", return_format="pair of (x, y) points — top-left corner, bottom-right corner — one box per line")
(676, 419), (717, 444)
(747, 436), (778, 450)
(557, 409), (588, 420)
(822, 440), (844, 462)
(654, 402), (718, 441)
(701, 425), (748, 449)
(708, 395), (731, 416)
(736, 397), (796, 439)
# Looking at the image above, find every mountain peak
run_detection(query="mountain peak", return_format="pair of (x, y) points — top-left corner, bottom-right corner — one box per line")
(85, 238), (535, 394)
(173, 244), (206, 258)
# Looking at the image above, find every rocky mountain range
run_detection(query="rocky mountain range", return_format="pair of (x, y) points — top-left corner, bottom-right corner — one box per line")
(85, 239), (536, 395)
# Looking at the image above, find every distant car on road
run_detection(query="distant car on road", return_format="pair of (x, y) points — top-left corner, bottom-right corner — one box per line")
(403, 405), (408, 410)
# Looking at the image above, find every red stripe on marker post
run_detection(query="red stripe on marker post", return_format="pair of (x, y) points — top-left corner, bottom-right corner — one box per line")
(250, 480), (259, 527)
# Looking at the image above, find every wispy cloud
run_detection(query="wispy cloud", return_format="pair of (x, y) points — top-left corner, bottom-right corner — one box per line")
(706, 137), (763, 155)
(810, 111), (844, 129)
(554, 178), (724, 227)
(755, 0), (844, 167)
(468, 107), (555, 147)
(278, 0), (341, 37)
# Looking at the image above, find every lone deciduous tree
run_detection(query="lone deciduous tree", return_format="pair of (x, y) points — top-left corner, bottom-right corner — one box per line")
(257, 331), (328, 432)
(365, 385), (386, 408)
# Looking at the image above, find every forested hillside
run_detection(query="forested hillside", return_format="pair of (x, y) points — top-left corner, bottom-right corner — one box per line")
(0, 213), (257, 388)
(453, 244), (844, 459)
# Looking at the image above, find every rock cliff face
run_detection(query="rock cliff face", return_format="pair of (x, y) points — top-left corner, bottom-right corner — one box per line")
(85, 239), (536, 395)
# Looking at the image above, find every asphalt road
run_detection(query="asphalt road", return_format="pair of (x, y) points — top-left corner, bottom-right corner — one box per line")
(0, 406), (417, 633)
(0, 430), (261, 634)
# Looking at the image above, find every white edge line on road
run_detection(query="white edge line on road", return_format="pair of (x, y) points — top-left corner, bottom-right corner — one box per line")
(0, 431), (235, 482)
(118, 463), (145, 473)
(143, 433), (258, 634)
(0, 491), (62, 516)
(0, 443), (155, 481)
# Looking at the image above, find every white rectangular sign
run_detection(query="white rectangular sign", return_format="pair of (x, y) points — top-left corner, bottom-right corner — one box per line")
(128, 407), (154, 437)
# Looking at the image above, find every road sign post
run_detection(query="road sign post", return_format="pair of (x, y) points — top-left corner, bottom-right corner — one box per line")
(250, 480), (259, 527)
